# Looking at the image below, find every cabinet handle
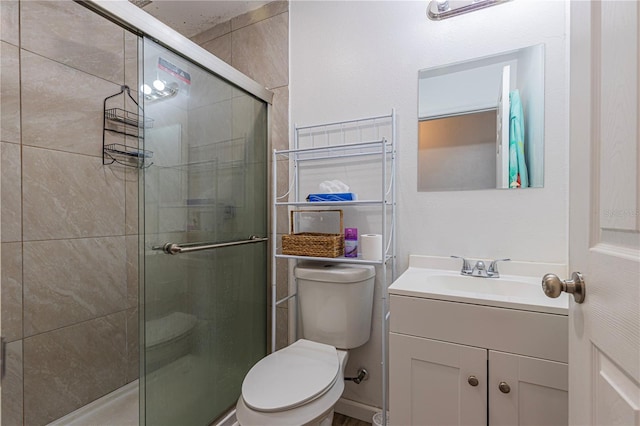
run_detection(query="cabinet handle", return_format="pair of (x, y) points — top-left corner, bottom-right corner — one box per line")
(467, 375), (479, 387)
(498, 381), (511, 394)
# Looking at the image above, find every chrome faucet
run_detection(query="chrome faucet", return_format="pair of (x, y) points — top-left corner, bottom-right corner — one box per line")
(451, 256), (510, 278)
(450, 255), (472, 275)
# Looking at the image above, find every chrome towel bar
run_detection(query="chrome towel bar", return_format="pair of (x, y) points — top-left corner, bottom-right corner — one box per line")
(153, 235), (268, 255)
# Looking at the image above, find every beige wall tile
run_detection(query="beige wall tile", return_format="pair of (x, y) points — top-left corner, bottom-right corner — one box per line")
(231, 1), (288, 31)
(125, 167), (139, 236)
(144, 253), (190, 320)
(1, 340), (23, 426)
(1, 242), (22, 342)
(124, 31), (139, 94)
(276, 158), (290, 197)
(271, 86), (289, 151)
(22, 146), (126, 240)
(125, 307), (139, 383)
(186, 74), (234, 112)
(23, 236), (127, 336)
(20, 0), (124, 84)
(23, 312), (127, 426)
(21, 50), (123, 157)
(126, 234), (139, 309)
(276, 305), (288, 350)
(1, 42), (20, 144)
(231, 12), (288, 89)
(200, 33), (232, 65)
(187, 101), (233, 148)
(190, 21), (231, 46)
(275, 257), (289, 301)
(0, 0), (19, 46)
(1, 142), (21, 242)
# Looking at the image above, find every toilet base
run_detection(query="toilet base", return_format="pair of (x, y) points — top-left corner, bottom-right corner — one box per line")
(237, 396), (338, 426)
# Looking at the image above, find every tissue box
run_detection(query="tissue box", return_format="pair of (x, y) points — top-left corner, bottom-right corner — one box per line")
(306, 193), (357, 202)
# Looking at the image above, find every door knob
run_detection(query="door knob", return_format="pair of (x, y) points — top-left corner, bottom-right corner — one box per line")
(468, 375), (479, 387)
(541, 272), (586, 304)
(498, 381), (511, 394)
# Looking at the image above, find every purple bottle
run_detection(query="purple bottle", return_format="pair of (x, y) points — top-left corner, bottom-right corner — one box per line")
(344, 228), (358, 258)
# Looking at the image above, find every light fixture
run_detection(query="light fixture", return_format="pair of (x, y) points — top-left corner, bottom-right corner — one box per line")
(427, 0), (511, 21)
(152, 79), (165, 91)
(142, 81), (179, 103)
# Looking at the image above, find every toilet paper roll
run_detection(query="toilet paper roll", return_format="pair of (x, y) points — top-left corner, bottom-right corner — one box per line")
(360, 234), (383, 261)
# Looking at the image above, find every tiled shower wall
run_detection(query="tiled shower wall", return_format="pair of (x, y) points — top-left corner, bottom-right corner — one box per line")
(190, 1), (290, 351)
(0, 1), (139, 425)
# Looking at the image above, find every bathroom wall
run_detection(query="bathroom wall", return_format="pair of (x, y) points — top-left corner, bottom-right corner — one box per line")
(290, 0), (568, 413)
(190, 1), (290, 350)
(0, 1), (139, 424)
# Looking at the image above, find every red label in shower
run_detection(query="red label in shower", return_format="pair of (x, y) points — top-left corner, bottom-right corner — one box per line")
(158, 57), (191, 85)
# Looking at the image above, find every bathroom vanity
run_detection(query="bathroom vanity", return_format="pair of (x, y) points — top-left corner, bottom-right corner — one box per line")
(388, 256), (569, 426)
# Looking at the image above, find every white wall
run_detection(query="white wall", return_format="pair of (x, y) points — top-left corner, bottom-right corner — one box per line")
(290, 0), (568, 270)
(290, 0), (568, 411)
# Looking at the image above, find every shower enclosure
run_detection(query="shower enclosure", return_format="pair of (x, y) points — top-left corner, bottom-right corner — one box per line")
(139, 38), (269, 425)
(0, 1), (272, 424)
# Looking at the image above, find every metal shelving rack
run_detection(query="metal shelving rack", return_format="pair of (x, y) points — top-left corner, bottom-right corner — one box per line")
(271, 110), (396, 425)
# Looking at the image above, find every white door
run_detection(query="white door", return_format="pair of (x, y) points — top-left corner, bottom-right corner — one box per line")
(568, 2), (640, 425)
(496, 65), (510, 189)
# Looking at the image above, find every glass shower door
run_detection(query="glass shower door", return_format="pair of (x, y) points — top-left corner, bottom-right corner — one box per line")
(140, 38), (267, 426)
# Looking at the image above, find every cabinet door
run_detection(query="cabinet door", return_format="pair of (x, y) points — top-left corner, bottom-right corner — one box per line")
(489, 350), (568, 426)
(389, 333), (487, 426)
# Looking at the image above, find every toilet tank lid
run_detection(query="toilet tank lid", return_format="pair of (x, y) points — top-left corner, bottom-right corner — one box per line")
(294, 263), (375, 283)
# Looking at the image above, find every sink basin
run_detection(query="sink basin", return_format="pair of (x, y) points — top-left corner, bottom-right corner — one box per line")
(427, 274), (547, 299)
(388, 268), (568, 315)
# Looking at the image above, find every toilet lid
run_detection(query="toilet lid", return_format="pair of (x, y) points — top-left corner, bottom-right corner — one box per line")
(242, 339), (339, 412)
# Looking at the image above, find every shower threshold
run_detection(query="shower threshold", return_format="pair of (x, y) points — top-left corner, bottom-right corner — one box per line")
(47, 379), (138, 426)
(45, 354), (240, 426)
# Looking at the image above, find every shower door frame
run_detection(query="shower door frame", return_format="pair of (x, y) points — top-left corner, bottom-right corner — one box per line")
(83, 1), (273, 106)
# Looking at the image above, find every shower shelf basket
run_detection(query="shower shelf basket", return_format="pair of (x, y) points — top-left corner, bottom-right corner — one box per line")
(105, 108), (154, 133)
(103, 85), (154, 168)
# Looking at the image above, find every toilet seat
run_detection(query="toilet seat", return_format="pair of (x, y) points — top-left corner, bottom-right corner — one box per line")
(241, 339), (339, 412)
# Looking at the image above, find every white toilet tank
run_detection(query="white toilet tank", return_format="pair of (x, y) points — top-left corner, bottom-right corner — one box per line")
(294, 263), (375, 350)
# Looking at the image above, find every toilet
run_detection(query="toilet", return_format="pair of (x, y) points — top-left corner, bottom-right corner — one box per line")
(236, 263), (376, 426)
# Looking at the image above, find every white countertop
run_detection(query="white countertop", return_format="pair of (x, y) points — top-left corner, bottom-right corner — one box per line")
(389, 255), (569, 315)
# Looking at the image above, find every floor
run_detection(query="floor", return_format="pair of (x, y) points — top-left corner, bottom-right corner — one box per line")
(333, 413), (372, 426)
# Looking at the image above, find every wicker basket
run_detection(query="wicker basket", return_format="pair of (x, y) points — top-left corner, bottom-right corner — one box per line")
(282, 210), (344, 258)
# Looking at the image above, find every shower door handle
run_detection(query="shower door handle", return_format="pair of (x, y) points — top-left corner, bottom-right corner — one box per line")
(153, 235), (268, 255)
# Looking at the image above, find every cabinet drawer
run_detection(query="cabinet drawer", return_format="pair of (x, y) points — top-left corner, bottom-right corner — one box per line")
(390, 295), (568, 363)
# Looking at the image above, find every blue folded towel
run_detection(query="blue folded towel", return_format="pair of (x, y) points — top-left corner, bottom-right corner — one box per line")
(509, 90), (529, 188)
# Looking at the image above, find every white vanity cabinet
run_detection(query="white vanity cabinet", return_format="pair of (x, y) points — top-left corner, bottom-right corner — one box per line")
(389, 294), (568, 426)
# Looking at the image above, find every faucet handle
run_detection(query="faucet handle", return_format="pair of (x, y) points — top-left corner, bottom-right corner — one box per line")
(451, 256), (472, 274)
(488, 258), (511, 275)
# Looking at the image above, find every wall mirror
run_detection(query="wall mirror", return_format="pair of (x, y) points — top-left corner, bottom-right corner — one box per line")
(418, 44), (545, 191)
